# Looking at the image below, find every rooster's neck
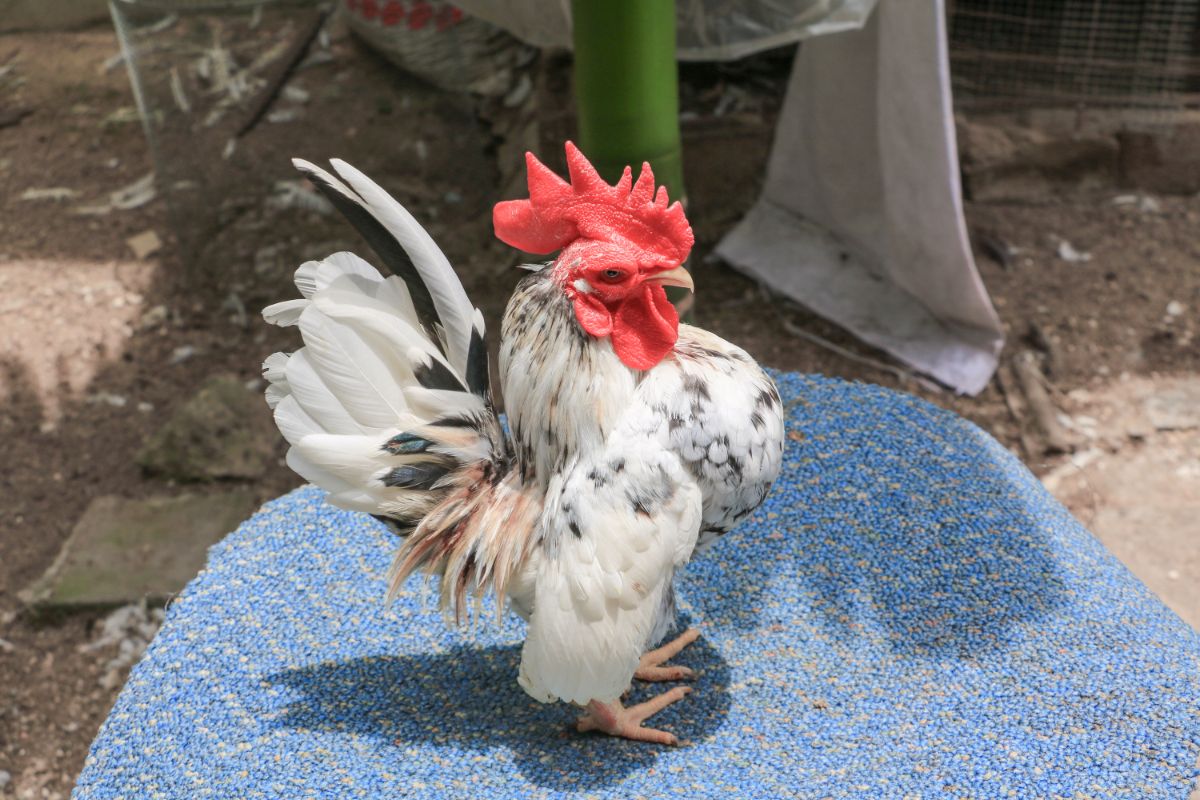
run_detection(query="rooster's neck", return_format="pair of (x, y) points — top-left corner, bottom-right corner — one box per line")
(500, 270), (636, 490)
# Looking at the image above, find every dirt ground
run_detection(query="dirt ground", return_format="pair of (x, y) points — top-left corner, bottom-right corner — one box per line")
(1, 21), (1198, 800)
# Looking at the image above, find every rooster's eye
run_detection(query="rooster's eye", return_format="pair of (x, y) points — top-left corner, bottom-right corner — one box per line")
(601, 269), (624, 282)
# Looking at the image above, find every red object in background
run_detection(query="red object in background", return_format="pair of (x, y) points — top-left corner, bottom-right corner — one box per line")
(436, 5), (463, 31)
(381, 1), (405, 26)
(407, 1), (433, 30)
(340, 0), (521, 97)
(346, 0), (463, 30)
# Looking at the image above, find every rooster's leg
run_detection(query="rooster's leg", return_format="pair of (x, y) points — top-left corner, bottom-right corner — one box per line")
(635, 627), (699, 682)
(575, 687), (692, 745)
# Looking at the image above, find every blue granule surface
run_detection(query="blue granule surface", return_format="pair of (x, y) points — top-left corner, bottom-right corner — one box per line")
(74, 374), (1200, 799)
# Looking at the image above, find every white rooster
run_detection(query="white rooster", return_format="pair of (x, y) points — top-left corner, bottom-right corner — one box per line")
(262, 143), (784, 744)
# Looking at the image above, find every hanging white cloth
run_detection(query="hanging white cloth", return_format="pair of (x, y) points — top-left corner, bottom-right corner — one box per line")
(717, 0), (1003, 394)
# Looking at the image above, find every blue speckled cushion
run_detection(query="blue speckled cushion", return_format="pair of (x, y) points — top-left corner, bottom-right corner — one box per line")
(74, 374), (1200, 799)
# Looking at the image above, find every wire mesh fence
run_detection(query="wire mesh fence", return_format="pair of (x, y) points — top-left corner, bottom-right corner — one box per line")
(949, 0), (1200, 114)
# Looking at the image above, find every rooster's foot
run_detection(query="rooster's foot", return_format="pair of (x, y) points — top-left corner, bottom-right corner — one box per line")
(575, 687), (692, 745)
(634, 627), (699, 682)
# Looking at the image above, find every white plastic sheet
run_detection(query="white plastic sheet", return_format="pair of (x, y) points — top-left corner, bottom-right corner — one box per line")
(717, 0), (1003, 394)
(444, 0), (878, 60)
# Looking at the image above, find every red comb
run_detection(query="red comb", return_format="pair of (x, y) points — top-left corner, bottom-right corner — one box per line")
(493, 142), (693, 266)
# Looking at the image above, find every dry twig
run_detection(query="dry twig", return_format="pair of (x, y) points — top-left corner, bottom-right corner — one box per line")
(1012, 350), (1076, 454)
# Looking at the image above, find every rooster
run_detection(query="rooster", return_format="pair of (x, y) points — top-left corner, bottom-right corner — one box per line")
(261, 143), (784, 745)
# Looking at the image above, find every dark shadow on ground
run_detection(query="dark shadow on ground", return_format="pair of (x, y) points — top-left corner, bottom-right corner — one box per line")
(687, 380), (1070, 659)
(268, 628), (730, 792)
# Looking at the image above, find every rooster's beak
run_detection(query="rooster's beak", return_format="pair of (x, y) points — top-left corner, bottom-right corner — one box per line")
(648, 266), (694, 292)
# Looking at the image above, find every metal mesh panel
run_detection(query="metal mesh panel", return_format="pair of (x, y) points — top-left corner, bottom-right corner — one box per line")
(949, 0), (1200, 111)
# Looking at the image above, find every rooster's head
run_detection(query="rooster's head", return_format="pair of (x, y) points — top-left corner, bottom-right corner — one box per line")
(493, 142), (695, 371)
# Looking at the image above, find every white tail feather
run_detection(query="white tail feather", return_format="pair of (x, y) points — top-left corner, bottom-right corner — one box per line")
(295, 433), (397, 485)
(327, 159), (476, 376)
(262, 164), (501, 536)
(294, 252), (381, 297)
(262, 299), (307, 327)
(283, 349), (366, 436)
(297, 305), (410, 429)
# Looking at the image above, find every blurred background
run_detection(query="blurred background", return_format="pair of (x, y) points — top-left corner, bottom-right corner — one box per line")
(1, 1), (1198, 796)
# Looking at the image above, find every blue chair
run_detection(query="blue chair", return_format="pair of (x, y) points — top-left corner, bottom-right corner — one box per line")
(74, 374), (1200, 799)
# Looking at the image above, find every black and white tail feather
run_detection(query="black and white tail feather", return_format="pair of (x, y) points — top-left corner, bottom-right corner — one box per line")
(262, 159), (513, 608)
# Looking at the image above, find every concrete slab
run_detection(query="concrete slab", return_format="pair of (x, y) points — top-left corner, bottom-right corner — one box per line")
(1046, 376), (1200, 631)
(21, 491), (259, 612)
(136, 375), (279, 482)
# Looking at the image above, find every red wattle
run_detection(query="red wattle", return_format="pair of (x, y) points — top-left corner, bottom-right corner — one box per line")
(573, 292), (613, 337)
(611, 284), (679, 370)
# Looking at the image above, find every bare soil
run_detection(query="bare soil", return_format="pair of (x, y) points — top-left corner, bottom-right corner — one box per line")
(0, 23), (1197, 800)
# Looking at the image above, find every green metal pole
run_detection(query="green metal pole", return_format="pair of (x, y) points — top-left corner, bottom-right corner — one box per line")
(571, 0), (691, 316)
(570, 0), (685, 204)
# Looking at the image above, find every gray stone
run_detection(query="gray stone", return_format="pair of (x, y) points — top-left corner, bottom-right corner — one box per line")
(20, 492), (259, 612)
(137, 375), (278, 481)
(1144, 381), (1200, 431)
(958, 118), (1118, 202)
(1118, 125), (1200, 196)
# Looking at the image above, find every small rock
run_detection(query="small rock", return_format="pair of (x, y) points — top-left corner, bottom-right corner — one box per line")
(1144, 382), (1200, 431)
(137, 401), (154, 413)
(88, 392), (127, 408)
(99, 668), (124, 691)
(138, 304), (169, 330)
(282, 85), (310, 104)
(168, 345), (197, 365)
(267, 107), (303, 124)
(0, 637), (13, 653)
(1166, 300), (1185, 317)
(1112, 193), (1161, 213)
(126, 229), (162, 260)
(1055, 239), (1092, 263)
